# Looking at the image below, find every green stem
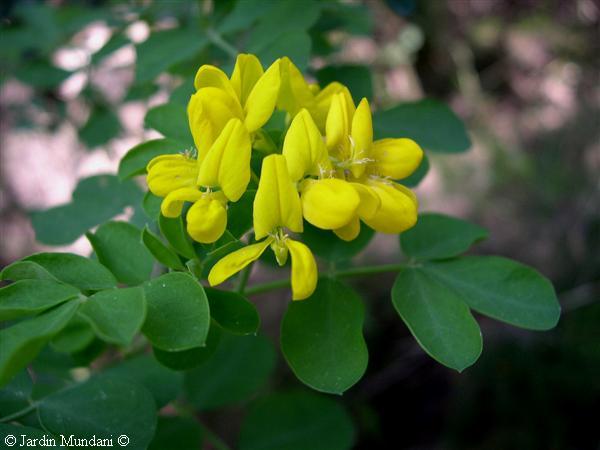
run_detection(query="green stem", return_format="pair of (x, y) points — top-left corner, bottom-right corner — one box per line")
(236, 264), (252, 294)
(336, 263), (405, 277)
(203, 425), (232, 450)
(206, 27), (238, 59)
(245, 278), (290, 296)
(244, 263), (406, 296)
(0, 402), (39, 423)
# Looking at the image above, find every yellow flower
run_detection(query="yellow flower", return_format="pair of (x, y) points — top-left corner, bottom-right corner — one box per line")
(208, 154), (317, 300)
(189, 54), (281, 158)
(277, 57), (349, 132)
(324, 95), (424, 240)
(146, 54), (281, 244)
(146, 118), (251, 243)
(280, 109), (361, 231)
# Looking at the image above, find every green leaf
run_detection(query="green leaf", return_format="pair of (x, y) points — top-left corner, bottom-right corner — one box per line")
(143, 192), (163, 220)
(302, 222), (374, 262)
(135, 28), (207, 83)
(205, 288), (260, 335)
(239, 391), (355, 450)
(0, 370), (32, 419)
(401, 153), (429, 187)
(118, 138), (185, 179)
(0, 424), (64, 449)
(0, 302), (78, 386)
(14, 60), (71, 89)
(79, 106), (121, 149)
(423, 256), (561, 330)
(0, 260), (57, 283)
(227, 190), (255, 239)
(247, 0), (321, 51)
(253, 31), (312, 72)
(316, 65), (373, 102)
(142, 226), (185, 270)
(159, 215), (196, 260)
(170, 77), (194, 106)
(200, 233), (244, 278)
(391, 267), (483, 371)
(20, 253), (117, 291)
(144, 103), (193, 146)
(184, 333), (275, 410)
(103, 355), (183, 408)
(38, 376), (156, 450)
(29, 175), (143, 246)
(218, 0), (275, 34)
(400, 213), (488, 260)
(149, 417), (203, 450)
(373, 99), (471, 153)
(79, 287), (146, 346)
(280, 278), (368, 394)
(0, 279), (79, 320)
(153, 321), (222, 371)
(87, 221), (154, 285)
(143, 273), (210, 351)
(50, 316), (95, 354)
(92, 32), (130, 65)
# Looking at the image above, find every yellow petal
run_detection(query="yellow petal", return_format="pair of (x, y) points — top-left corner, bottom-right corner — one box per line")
(282, 109), (329, 181)
(188, 88), (243, 158)
(193, 64), (237, 99)
(300, 178), (360, 230)
(334, 216), (361, 241)
(277, 57), (313, 117)
(244, 59), (281, 132)
(350, 182), (380, 219)
(187, 92), (213, 158)
(197, 118), (251, 201)
(286, 238), (317, 300)
(363, 180), (418, 233)
(369, 138), (424, 179)
(253, 154), (303, 239)
(230, 54), (264, 107)
(160, 187), (203, 218)
(208, 237), (274, 286)
(146, 154), (198, 197)
(186, 196), (228, 244)
(349, 98), (373, 178)
(311, 81), (347, 132)
(325, 89), (355, 156)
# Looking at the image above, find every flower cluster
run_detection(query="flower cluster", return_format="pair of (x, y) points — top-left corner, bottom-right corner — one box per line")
(146, 54), (423, 300)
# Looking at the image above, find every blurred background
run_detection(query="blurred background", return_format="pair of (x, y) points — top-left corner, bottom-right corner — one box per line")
(1, 0), (599, 448)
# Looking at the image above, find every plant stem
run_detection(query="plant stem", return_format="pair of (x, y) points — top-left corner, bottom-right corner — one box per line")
(236, 264), (252, 294)
(244, 263), (406, 296)
(206, 27), (238, 59)
(245, 278), (291, 296)
(0, 402), (39, 423)
(336, 263), (405, 277)
(203, 425), (232, 450)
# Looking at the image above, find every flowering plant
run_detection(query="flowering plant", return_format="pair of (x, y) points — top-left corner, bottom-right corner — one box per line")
(147, 54), (423, 301)
(0, 3), (561, 447)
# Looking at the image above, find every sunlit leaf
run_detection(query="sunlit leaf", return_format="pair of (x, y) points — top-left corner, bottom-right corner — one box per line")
(143, 273), (210, 351)
(29, 175), (143, 246)
(87, 221), (154, 286)
(400, 213), (488, 260)
(392, 267), (483, 371)
(281, 278), (368, 394)
(373, 99), (471, 153)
